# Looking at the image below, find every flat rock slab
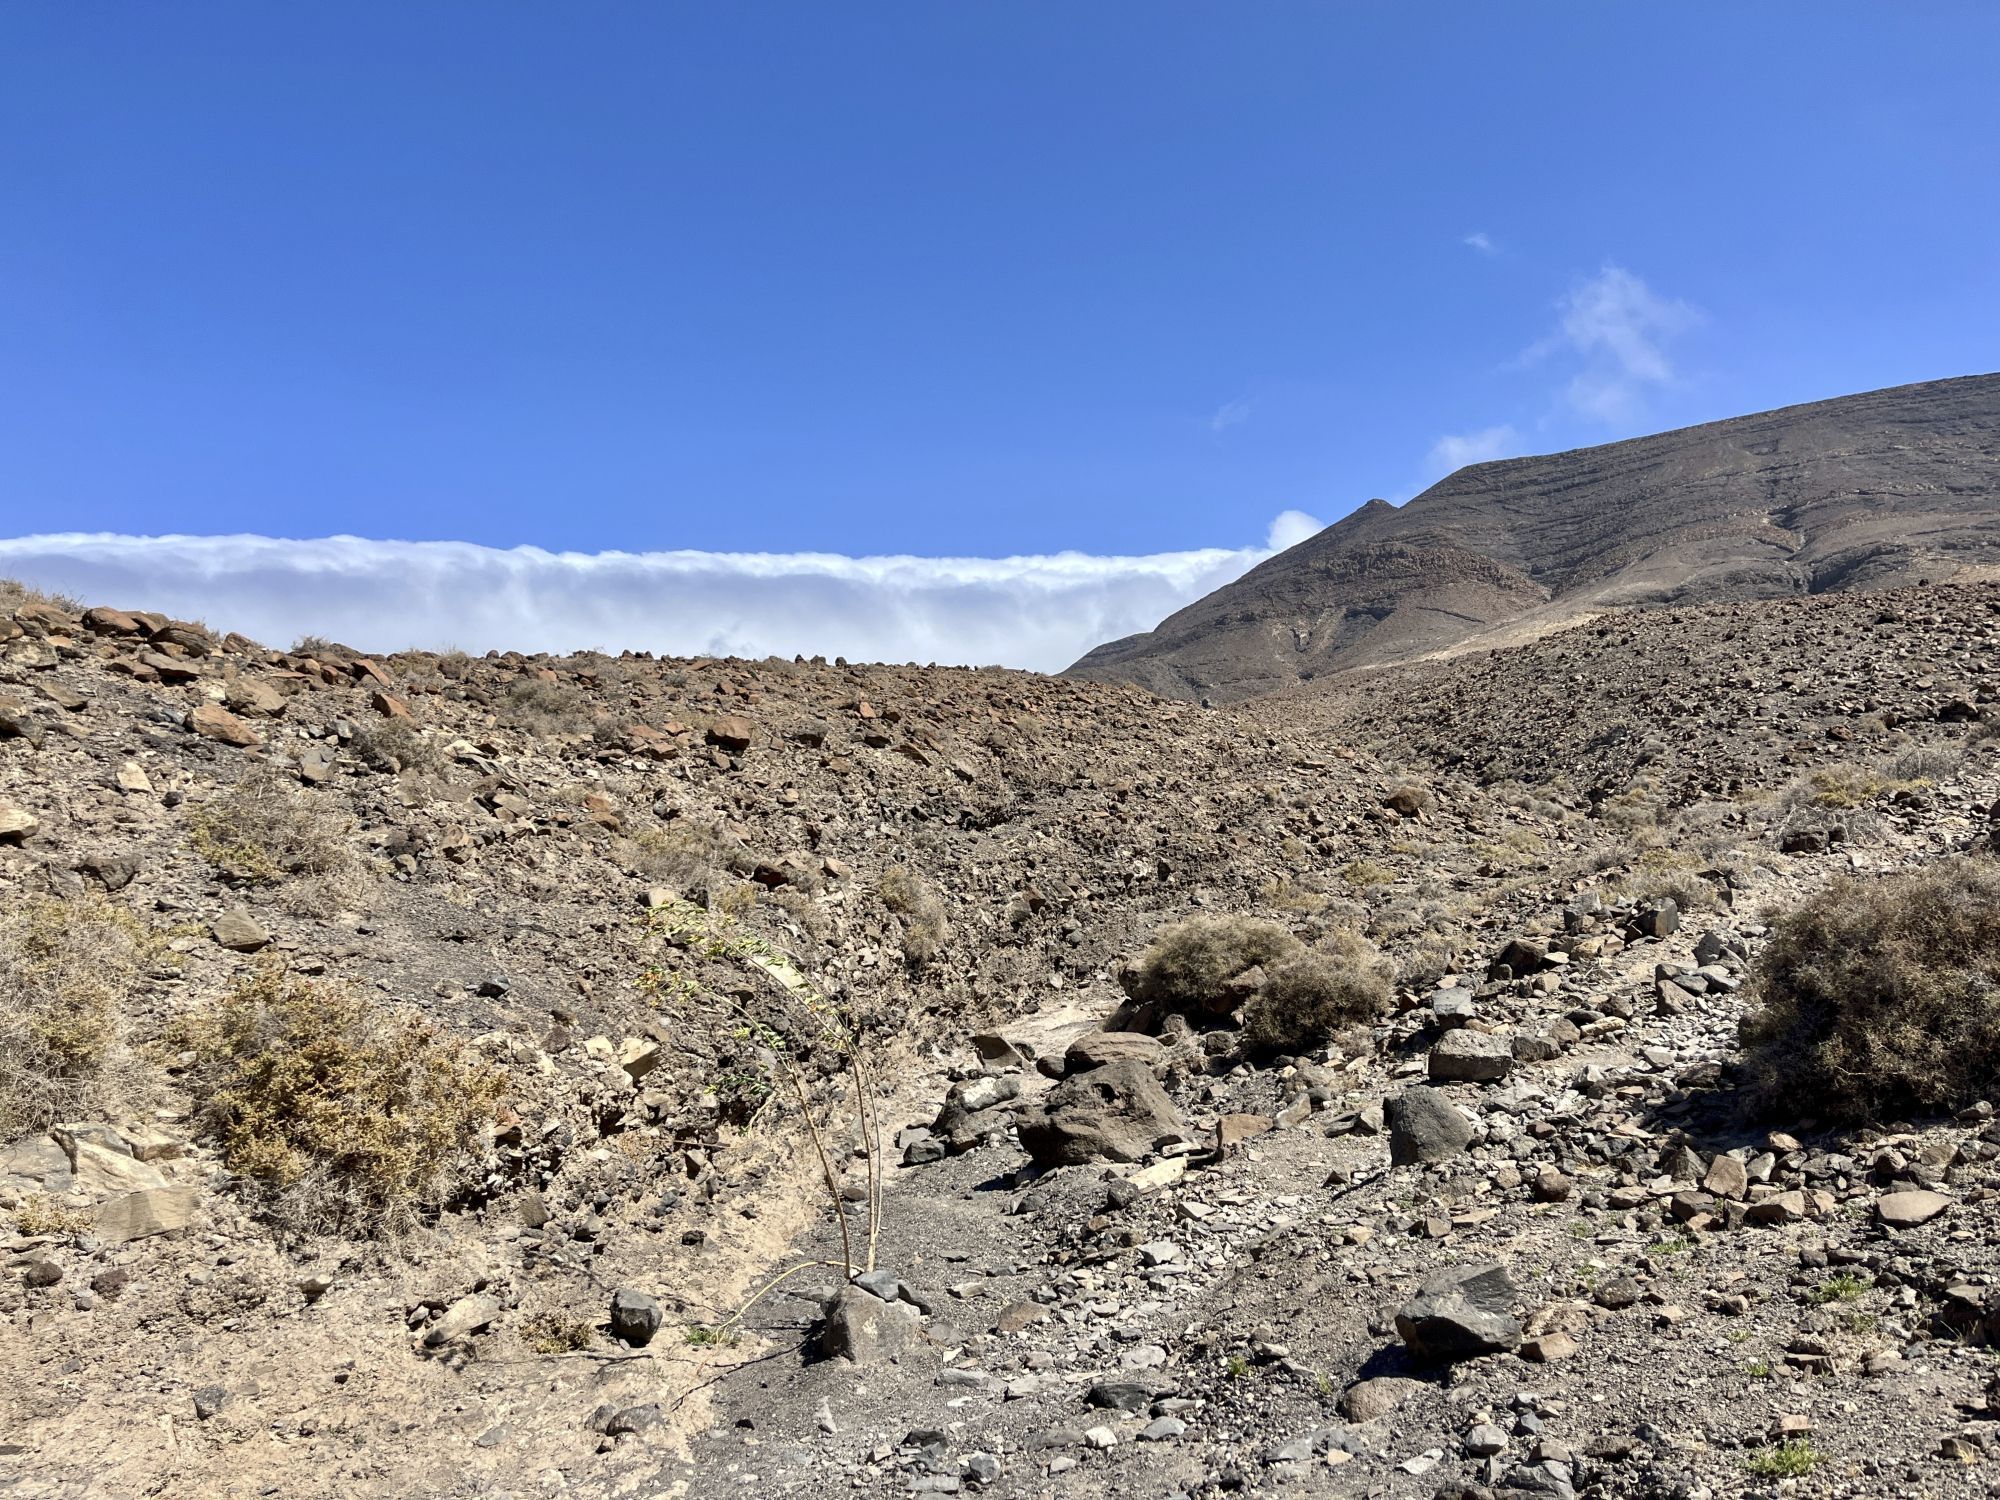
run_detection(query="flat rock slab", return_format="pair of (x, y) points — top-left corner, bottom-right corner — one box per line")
(1877, 1189), (1953, 1228)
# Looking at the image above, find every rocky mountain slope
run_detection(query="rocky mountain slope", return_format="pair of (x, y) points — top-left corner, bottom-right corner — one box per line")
(1, 578), (1997, 1499)
(1069, 374), (2000, 701)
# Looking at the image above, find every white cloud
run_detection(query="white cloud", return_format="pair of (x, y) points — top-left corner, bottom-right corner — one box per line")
(1210, 396), (1254, 433)
(0, 523), (1319, 673)
(1463, 231), (1497, 255)
(1425, 424), (1521, 478)
(1532, 264), (1699, 421)
(1263, 509), (1324, 551)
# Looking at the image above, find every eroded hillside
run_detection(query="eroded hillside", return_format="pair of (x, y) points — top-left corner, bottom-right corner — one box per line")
(1, 580), (1998, 1499)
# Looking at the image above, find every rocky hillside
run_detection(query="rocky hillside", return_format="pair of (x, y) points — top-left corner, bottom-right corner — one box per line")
(1069, 374), (2000, 701)
(1, 578), (1998, 1499)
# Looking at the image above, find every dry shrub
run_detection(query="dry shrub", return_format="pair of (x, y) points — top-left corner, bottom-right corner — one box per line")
(0, 897), (157, 1132)
(500, 676), (589, 734)
(1, 577), (84, 613)
(188, 772), (374, 915)
(178, 968), (504, 1237)
(350, 715), (443, 773)
(877, 865), (948, 968)
(1241, 931), (1394, 1055)
(520, 1308), (595, 1354)
(1619, 865), (1720, 914)
(1739, 855), (2000, 1125)
(624, 817), (747, 900)
(1127, 914), (1297, 1015)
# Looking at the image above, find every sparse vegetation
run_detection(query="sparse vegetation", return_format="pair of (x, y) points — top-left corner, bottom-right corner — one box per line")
(1744, 1440), (1818, 1478)
(188, 771), (374, 915)
(499, 675), (589, 733)
(13, 1193), (94, 1238)
(877, 865), (948, 968)
(520, 1309), (595, 1354)
(176, 968), (505, 1237)
(1739, 855), (2000, 1124)
(0, 897), (158, 1132)
(0, 576), (84, 612)
(349, 714), (443, 773)
(1240, 930), (1394, 1054)
(1807, 1271), (1871, 1304)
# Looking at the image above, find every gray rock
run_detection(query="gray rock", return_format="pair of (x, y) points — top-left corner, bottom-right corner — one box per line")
(1394, 1262), (1521, 1361)
(1428, 1029), (1514, 1083)
(816, 1285), (917, 1363)
(1341, 1375), (1427, 1422)
(1015, 1059), (1184, 1166)
(1387, 1087), (1473, 1165)
(609, 1288), (663, 1347)
(930, 1075), (1021, 1153)
(853, 1269), (903, 1303)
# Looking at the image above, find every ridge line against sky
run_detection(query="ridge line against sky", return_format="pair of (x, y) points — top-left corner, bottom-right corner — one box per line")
(0, 512), (1325, 672)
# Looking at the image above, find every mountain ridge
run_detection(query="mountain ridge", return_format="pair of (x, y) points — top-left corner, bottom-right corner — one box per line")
(1067, 372), (2000, 699)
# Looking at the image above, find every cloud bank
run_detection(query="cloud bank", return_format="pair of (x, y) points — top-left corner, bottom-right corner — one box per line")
(0, 513), (1325, 674)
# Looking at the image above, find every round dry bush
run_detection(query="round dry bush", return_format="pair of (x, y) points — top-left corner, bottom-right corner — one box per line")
(1241, 931), (1395, 1055)
(1738, 855), (2000, 1125)
(0, 897), (159, 1132)
(1127, 914), (1298, 1015)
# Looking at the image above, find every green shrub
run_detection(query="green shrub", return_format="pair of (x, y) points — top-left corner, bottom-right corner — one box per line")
(1241, 931), (1394, 1054)
(1739, 855), (2000, 1124)
(0, 898), (157, 1132)
(178, 968), (505, 1237)
(1127, 914), (1297, 1016)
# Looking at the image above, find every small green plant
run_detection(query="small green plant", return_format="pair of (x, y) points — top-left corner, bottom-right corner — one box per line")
(683, 1322), (737, 1348)
(1744, 1359), (1773, 1379)
(1744, 1439), (1817, 1477)
(645, 898), (885, 1290)
(1843, 1311), (1878, 1335)
(1226, 1354), (1249, 1379)
(1807, 1271), (1870, 1304)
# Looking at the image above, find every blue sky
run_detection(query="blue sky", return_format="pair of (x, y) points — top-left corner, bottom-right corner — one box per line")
(2, 5), (1996, 664)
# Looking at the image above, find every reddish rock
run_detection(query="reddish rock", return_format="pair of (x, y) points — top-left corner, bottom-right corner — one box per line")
(190, 703), (260, 748)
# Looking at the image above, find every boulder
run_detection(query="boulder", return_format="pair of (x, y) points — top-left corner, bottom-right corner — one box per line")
(609, 1288), (664, 1347)
(931, 1074), (1021, 1153)
(706, 715), (754, 754)
(1427, 1030), (1513, 1083)
(1014, 1059), (1184, 1167)
(1394, 1262), (1521, 1361)
(212, 910), (271, 952)
(1340, 1375), (1428, 1422)
(190, 703), (260, 748)
(816, 1285), (917, 1362)
(1387, 1087), (1473, 1165)
(1063, 1030), (1168, 1075)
